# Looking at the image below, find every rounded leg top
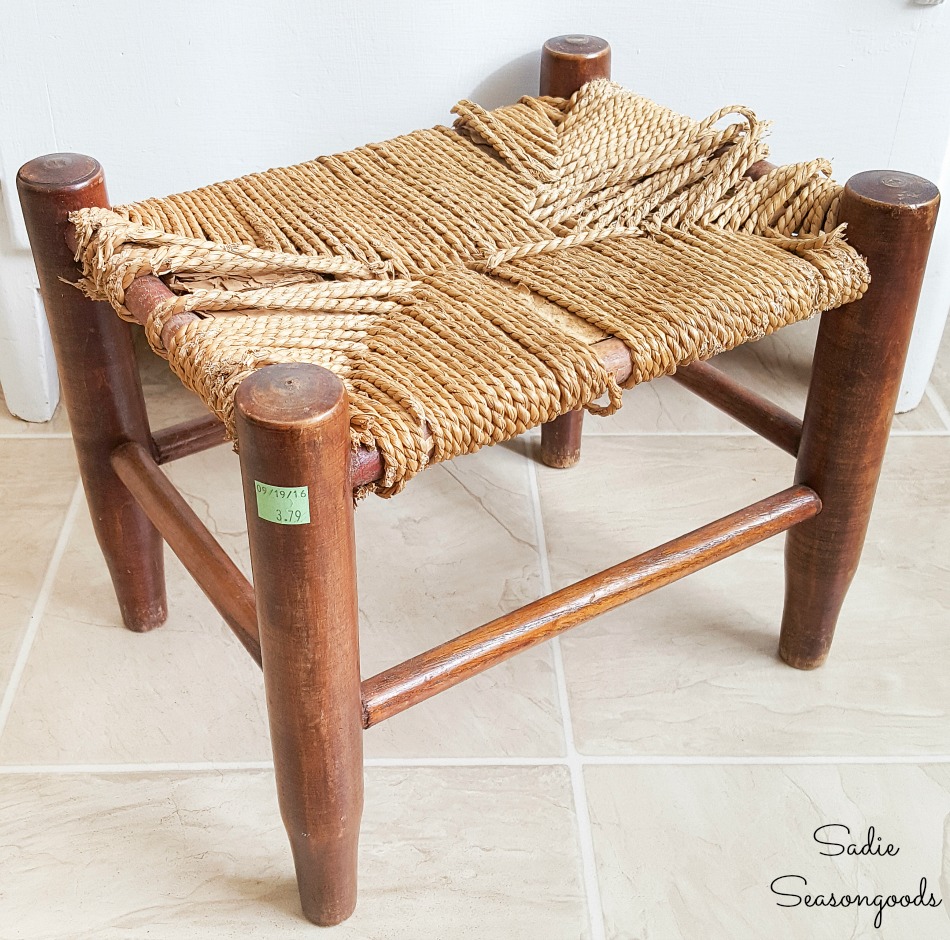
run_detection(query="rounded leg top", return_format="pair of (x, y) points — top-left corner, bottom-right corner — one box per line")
(844, 170), (939, 214)
(543, 35), (610, 60)
(541, 34), (611, 98)
(17, 153), (104, 196)
(235, 363), (348, 432)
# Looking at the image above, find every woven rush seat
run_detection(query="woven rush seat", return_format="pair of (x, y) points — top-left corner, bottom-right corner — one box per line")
(70, 79), (869, 494)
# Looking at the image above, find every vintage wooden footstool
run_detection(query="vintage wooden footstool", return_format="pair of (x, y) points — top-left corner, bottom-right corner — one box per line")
(16, 35), (939, 926)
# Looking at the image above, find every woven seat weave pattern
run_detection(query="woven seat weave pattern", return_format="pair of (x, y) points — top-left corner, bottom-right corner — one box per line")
(71, 80), (869, 495)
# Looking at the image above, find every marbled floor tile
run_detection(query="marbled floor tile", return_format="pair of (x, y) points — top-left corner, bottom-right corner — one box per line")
(0, 390), (71, 436)
(0, 502), (271, 764)
(0, 765), (587, 940)
(164, 445), (252, 578)
(585, 763), (950, 940)
(930, 325), (950, 415)
(0, 440), (77, 697)
(355, 440), (563, 758)
(541, 436), (950, 756)
(167, 437), (564, 758)
(587, 317), (948, 435)
(0, 436), (562, 763)
(168, 437), (564, 757)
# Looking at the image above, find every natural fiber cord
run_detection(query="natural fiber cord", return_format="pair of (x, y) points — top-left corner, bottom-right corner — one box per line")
(71, 80), (869, 495)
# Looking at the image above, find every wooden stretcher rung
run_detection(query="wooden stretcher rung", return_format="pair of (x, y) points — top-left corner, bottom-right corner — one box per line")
(111, 440), (262, 665)
(152, 414), (230, 464)
(670, 360), (803, 456)
(360, 484), (821, 728)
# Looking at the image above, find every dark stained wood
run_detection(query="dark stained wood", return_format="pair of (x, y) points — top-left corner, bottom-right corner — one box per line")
(152, 413), (229, 464)
(362, 484), (821, 727)
(123, 274), (200, 352)
(540, 35), (611, 99)
(110, 441), (261, 665)
(235, 363), (363, 926)
(18, 40), (942, 931)
(350, 442), (385, 490)
(539, 411), (585, 468)
(781, 170), (940, 669)
(538, 35), (611, 470)
(746, 159), (777, 181)
(17, 154), (167, 632)
(670, 359), (802, 456)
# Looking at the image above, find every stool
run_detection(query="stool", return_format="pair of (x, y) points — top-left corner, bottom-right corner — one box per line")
(16, 35), (939, 927)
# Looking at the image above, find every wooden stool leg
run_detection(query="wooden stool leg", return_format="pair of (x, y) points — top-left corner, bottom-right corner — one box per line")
(236, 363), (363, 926)
(780, 171), (939, 669)
(538, 35), (611, 470)
(540, 410), (585, 468)
(17, 155), (166, 632)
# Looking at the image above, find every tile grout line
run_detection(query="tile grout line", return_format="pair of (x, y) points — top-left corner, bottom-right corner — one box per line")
(923, 383), (950, 432)
(0, 761), (276, 774)
(3, 753), (950, 775)
(526, 448), (607, 940)
(582, 754), (950, 765)
(0, 481), (83, 742)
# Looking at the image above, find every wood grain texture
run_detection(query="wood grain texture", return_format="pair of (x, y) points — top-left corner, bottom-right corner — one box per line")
(539, 35), (611, 99)
(152, 413), (229, 464)
(780, 170), (940, 669)
(362, 485), (821, 728)
(670, 359), (802, 456)
(538, 35), (611, 470)
(111, 441), (261, 665)
(124, 274), (202, 353)
(235, 363), (363, 926)
(17, 154), (167, 632)
(539, 411), (585, 468)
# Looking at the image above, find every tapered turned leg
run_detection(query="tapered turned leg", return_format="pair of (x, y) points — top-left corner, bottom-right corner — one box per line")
(235, 363), (363, 926)
(17, 154), (166, 631)
(780, 171), (939, 669)
(538, 35), (611, 470)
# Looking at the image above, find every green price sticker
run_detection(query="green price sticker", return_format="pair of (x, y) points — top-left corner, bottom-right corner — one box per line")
(254, 481), (310, 525)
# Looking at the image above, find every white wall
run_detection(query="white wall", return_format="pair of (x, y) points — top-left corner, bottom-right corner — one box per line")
(2, 0), (948, 417)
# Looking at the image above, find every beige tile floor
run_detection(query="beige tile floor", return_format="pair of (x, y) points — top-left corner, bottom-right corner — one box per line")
(1, 322), (949, 939)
